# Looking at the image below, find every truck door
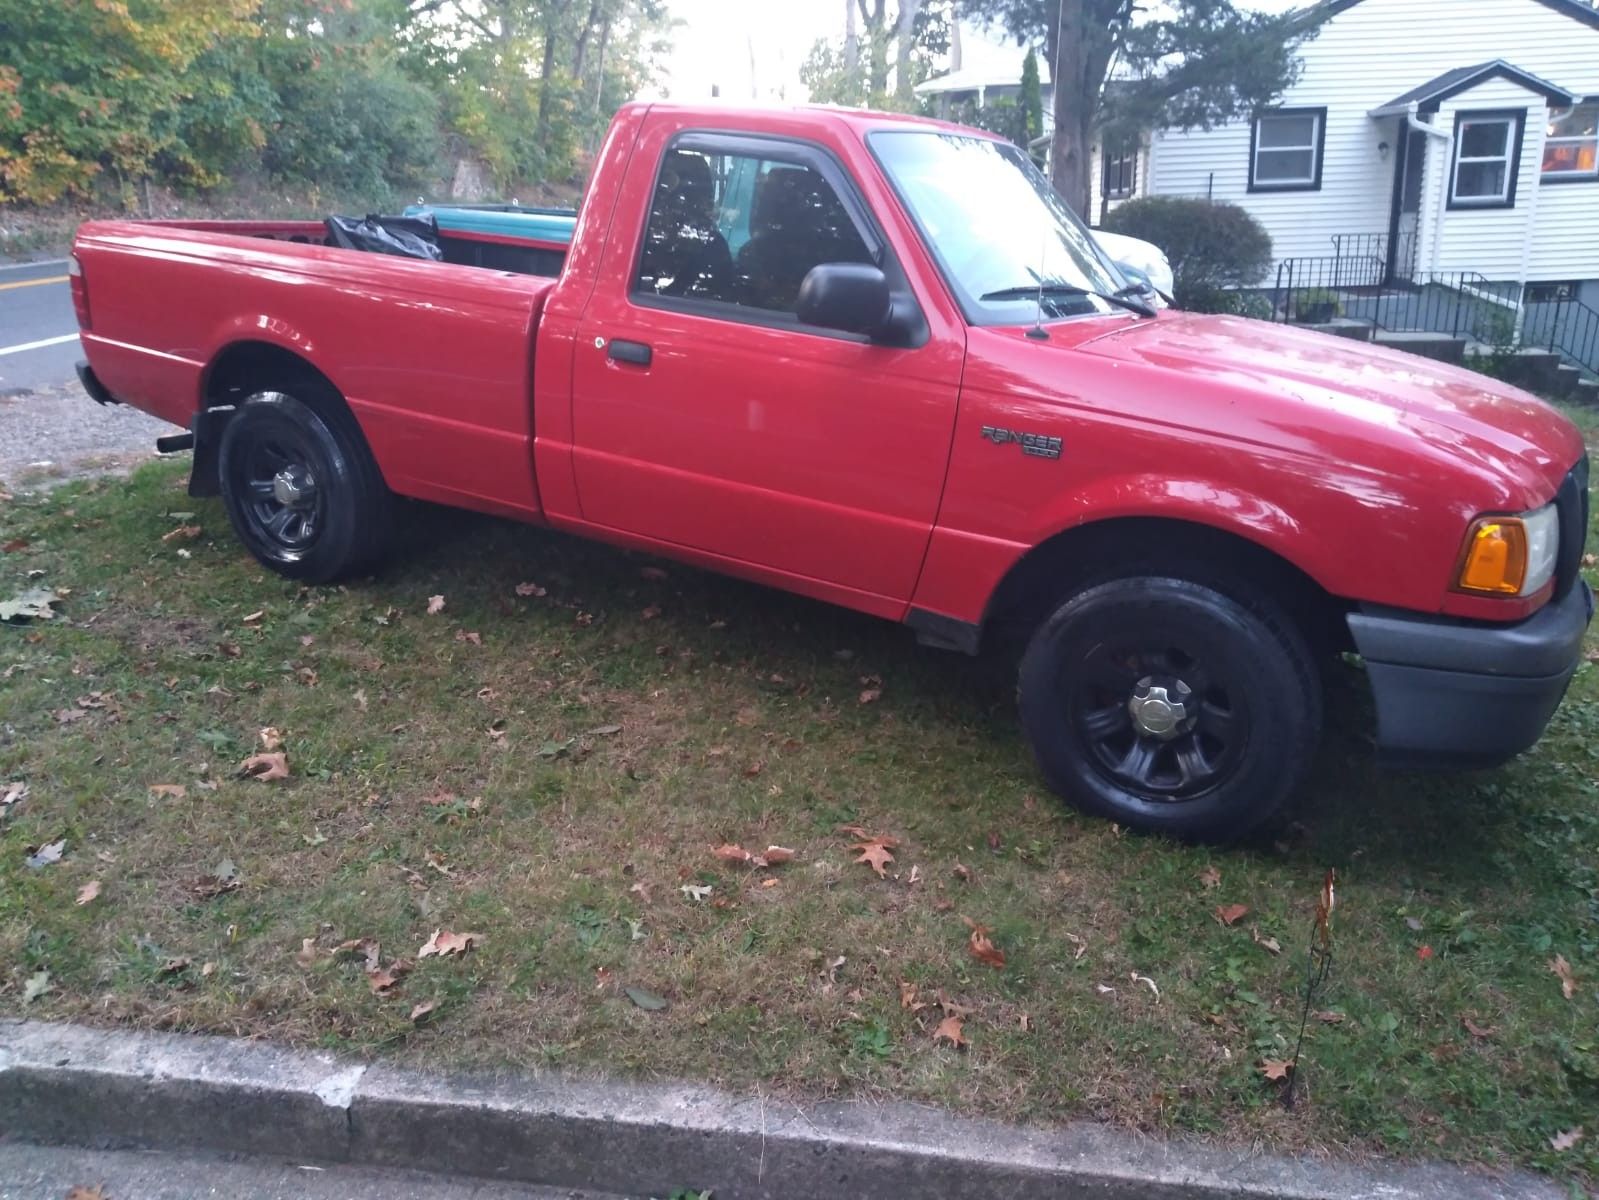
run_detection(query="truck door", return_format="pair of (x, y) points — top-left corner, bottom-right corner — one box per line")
(569, 126), (962, 608)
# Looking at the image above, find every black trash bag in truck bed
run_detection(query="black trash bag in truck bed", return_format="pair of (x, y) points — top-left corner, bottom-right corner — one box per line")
(325, 213), (443, 260)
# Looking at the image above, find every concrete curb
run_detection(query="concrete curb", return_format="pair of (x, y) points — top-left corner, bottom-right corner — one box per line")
(0, 1020), (1561, 1200)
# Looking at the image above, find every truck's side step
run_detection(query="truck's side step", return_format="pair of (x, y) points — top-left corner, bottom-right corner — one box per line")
(156, 432), (196, 454)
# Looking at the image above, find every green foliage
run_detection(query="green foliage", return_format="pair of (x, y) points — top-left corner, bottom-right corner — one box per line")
(1019, 48), (1044, 148)
(1, 0), (672, 206)
(1103, 196), (1273, 310)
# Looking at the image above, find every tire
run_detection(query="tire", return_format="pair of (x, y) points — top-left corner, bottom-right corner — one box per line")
(217, 385), (392, 583)
(1017, 574), (1321, 842)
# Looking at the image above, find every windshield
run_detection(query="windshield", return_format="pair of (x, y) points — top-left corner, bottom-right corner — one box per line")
(870, 130), (1130, 325)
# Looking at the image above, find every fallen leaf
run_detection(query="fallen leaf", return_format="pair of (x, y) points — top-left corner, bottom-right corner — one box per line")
(161, 524), (201, 542)
(22, 968), (52, 1004)
(242, 610), (264, 624)
(680, 883), (712, 902)
(1313, 1010), (1345, 1025)
(1461, 1016), (1498, 1039)
(858, 687), (882, 705)
(514, 581), (547, 597)
(1251, 927), (1282, 955)
(217, 641), (241, 658)
(1550, 1127), (1584, 1152)
(148, 783), (187, 800)
(760, 877), (779, 889)
(936, 991), (973, 1017)
(454, 629), (482, 646)
(75, 880), (101, 906)
(964, 920), (1006, 970)
(899, 980), (925, 1011)
(63, 1188), (107, 1200)
(353, 688), (368, 711)
(932, 1014), (967, 1048)
(1404, 916), (1424, 932)
(641, 605), (661, 620)
(1198, 865), (1221, 890)
(418, 929), (481, 958)
(239, 752), (289, 781)
(409, 1000), (438, 1023)
(852, 841), (895, 878)
(1260, 1058), (1294, 1082)
(76, 692), (107, 709)
(1064, 932), (1088, 960)
(1550, 955), (1576, 1000)
(713, 843), (753, 865)
(201, 961), (216, 977)
(25, 839), (65, 868)
(1417, 944), (1434, 961)
(756, 845), (794, 866)
(427, 595), (445, 614)
(296, 938), (320, 967)
(1130, 972), (1160, 1000)
(624, 986), (669, 1011)
(585, 724), (623, 736)
(0, 586), (61, 622)
(159, 956), (191, 975)
(629, 880), (653, 903)
(1213, 903), (1250, 927)
(0, 537), (26, 552)
(953, 861), (973, 883)
(53, 707), (85, 724)
(366, 959), (410, 993)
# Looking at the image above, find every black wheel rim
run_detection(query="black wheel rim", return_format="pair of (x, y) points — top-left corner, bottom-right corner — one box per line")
(1067, 637), (1247, 801)
(239, 435), (323, 554)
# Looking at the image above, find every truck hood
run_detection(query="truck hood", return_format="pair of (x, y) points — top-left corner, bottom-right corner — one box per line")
(1077, 311), (1584, 499)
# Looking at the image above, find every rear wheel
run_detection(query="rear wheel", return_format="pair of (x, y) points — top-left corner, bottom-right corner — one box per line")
(217, 387), (391, 582)
(1018, 574), (1321, 841)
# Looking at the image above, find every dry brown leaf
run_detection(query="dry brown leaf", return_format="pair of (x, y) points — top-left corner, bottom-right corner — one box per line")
(899, 979), (925, 1011)
(1198, 865), (1222, 889)
(148, 783), (187, 800)
(257, 727), (282, 753)
(426, 595), (445, 614)
(756, 845), (795, 866)
(75, 880), (101, 906)
(409, 1000), (438, 1023)
(201, 961), (216, 977)
(366, 959), (410, 993)
(965, 920), (1006, 970)
(514, 581), (547, 597)
(1251, 927), (1282, 955)
(932, 1014), (967, 1048)
(418, 928), (481, 958)
(159, 957), (190, 975)
(641, 605), (662, 620)
(1313, 1010), (1345, 1025)
(713, 843), (753, 865)
(1549, 954), (1577, 1000)
(239, 752), (289, 781)
(333, 938), (381, 971)
(54, 707), (86, 724)
(1550, 1127), (1584, 1152)
(852, 841), (895, 878)
(1461, 1016), (1498, 1039)
(161, 524), (202, 542)
(1260, 1058), (1294, 1082)
(629, 880), (653, 903)
(295, 937), (320, 968)
(1213, 903), (1250, 927)
(858, 687), (882, 704)
(454, 629), (482, 646)
(65, 1187), (108, 1200)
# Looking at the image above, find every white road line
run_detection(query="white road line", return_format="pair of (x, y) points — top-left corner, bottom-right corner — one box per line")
(0, 333), (80, 357)
(0, 257), (68, 273)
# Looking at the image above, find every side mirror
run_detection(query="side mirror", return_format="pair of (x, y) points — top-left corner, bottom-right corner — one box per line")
(797, 263), (894, 339)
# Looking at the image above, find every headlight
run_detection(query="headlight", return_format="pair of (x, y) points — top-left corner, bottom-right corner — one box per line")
(1454, 503), (1559, 596)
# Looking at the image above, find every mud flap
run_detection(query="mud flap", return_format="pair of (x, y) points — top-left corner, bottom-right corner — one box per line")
(187, 406), (234, 498)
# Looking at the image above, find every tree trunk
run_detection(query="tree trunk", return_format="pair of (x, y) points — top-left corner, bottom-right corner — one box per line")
(859, 0), (889, 98)
(1049, 0), (1092, 215)
(572, 0), (602, 82)
(844, 0), (859, 89)
(535, 9), (560, 149)
(895, 0), (922, 103)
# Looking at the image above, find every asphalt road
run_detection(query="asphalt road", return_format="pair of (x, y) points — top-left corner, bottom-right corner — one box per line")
(0, 258), (83, 393)
(0, 256), (178, 489)
(0, 1142), (625, 1200)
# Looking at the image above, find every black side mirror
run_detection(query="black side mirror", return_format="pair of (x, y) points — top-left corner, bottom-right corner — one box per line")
(797, 263), (894, 339)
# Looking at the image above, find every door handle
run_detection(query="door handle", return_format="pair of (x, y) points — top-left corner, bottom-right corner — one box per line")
(606, 339), (652, 367)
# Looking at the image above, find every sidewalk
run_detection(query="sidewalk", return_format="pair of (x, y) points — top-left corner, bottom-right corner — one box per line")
(0, 1020), (1563, 1200)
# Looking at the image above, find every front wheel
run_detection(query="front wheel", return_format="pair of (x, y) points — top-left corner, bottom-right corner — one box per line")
(217, 388), (392, 583)
(1018, 575), (1321, 842)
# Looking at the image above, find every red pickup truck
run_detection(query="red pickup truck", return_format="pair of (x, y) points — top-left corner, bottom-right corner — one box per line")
(71, 102), (1592, 841)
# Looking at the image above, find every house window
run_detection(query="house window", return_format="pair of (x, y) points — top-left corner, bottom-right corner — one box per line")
(1249, 108), (1325, 191)
(1102, 141), (1138, 199)
(1449, 111), (1524, 208)
(1542, 104), (1598, 180)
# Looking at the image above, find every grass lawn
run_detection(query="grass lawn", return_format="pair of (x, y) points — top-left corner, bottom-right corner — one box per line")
(2, 413), (1597, 1190)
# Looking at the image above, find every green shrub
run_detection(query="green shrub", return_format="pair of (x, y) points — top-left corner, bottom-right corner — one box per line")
(1102, 197), (1273, 310)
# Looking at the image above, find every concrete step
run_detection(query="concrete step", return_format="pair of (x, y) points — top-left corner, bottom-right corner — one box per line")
(1553, 363), (1584, 399)
(1303, 317), (1376, 342)
(1371, 330), (1467, 365)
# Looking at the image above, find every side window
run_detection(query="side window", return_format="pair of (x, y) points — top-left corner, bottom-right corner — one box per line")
(635, 146), (873, 317)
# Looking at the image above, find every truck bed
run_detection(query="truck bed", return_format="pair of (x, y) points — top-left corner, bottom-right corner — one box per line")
(73, 218), (559, 519)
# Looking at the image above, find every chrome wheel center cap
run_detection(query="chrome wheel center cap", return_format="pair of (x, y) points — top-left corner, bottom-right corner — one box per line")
(272, 467), (315, 509)
(1129, 678), (1192, 741)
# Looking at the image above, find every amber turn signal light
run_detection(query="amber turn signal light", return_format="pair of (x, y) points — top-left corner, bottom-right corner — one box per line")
(1455, 518), (1528, 595)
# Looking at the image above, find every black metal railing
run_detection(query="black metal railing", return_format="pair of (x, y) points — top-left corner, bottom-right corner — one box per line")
(1523, 294), (1599, 377)
(1270, 258), (1518, 344)
(1327, 231), (1420, 284)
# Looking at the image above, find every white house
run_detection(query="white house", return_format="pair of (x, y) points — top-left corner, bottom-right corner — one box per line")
(1147, 0), (1599, 303)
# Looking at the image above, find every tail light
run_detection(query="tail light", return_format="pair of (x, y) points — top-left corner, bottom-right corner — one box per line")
(68, 253), (91, 331)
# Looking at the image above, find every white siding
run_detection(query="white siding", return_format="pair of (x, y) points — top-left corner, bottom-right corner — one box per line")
(1423, 79), (1548, 278)
(1087, 138), (1150, 225)
(1145, 0), (1599, 282)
